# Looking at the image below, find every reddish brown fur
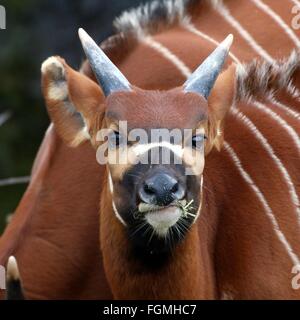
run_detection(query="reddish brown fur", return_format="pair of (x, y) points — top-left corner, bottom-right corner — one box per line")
(100, 182), (217, 299)
(106, 88), (208, 129)
(1, 0), (300, 299)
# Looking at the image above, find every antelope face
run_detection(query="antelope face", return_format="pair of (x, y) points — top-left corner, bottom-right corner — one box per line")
(41, 29), (235, 255)
(102, 89), (207, 251)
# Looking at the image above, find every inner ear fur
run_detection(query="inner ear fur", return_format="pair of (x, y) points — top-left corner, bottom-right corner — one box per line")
(41, 56), (104, 147)
(207, 63), (236, 151)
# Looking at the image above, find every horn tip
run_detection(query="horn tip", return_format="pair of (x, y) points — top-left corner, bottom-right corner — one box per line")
(78, 28), (88, 43)
(6, 256), (25, 300)
(223, 34), (234, 49)
(6, 256), (20, 282)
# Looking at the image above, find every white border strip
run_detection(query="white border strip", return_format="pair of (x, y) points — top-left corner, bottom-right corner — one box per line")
(0, 176), (30, 187)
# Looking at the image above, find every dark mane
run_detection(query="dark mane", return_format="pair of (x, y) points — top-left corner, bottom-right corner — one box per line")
(85, 0), (199, 76)
(99, 0), (198, 53)
(88, 0), (300, 105)
(236, 50), (300, 103)
(113, 0), (197, 39)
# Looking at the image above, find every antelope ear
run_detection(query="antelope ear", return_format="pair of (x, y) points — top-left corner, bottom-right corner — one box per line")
(41, 56), (104, 147)
(207, 63), (236, 151)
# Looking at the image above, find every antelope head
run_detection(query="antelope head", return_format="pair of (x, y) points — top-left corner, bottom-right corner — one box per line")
(41, 29), (235, 257)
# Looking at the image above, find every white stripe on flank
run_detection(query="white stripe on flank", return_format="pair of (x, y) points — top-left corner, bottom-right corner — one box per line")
(211, 0), (300, 101)
(138, 28), (300, 263)
(211, 0), (275, 64)
(144, 28), (300, 220)
(143, 36), (192, 78)
(231, 107), (300, 224)
(250, 0), (300, 48)
(253, 101), (300, 154)
(182, 21), (241, 65)
(224, 141), (300, 266)
(269, 97), (300, 122)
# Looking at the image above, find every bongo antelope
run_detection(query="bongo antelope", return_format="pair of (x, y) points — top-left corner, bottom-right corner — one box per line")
(1, 0), (300, 299)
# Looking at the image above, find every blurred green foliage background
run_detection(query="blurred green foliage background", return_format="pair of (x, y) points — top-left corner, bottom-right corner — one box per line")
(0, 0), (142, 233)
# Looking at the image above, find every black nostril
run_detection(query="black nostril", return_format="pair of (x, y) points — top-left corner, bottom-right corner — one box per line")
(144, 183), (155, 195)
(170, 182), (179, 194)
(138, 173), (184, 206)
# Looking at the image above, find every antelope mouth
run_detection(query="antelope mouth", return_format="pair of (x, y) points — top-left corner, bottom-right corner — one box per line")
(144, 206), (182, 237)
(137, 201), (193, 237)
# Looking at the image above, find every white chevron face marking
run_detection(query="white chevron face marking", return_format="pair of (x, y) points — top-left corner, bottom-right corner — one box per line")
(131, 141), (184, 159)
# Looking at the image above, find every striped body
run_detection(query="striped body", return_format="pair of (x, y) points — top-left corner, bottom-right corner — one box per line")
(104, 0), (300, 298)
(0, 0), (300, 299)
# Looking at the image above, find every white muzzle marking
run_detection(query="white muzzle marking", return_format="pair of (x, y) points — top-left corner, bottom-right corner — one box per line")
(145, 207), (182, 237)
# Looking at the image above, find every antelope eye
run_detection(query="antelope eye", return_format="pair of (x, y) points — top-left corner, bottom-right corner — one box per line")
(108, 131), (123, 148)
(192, 134), (206, 149)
